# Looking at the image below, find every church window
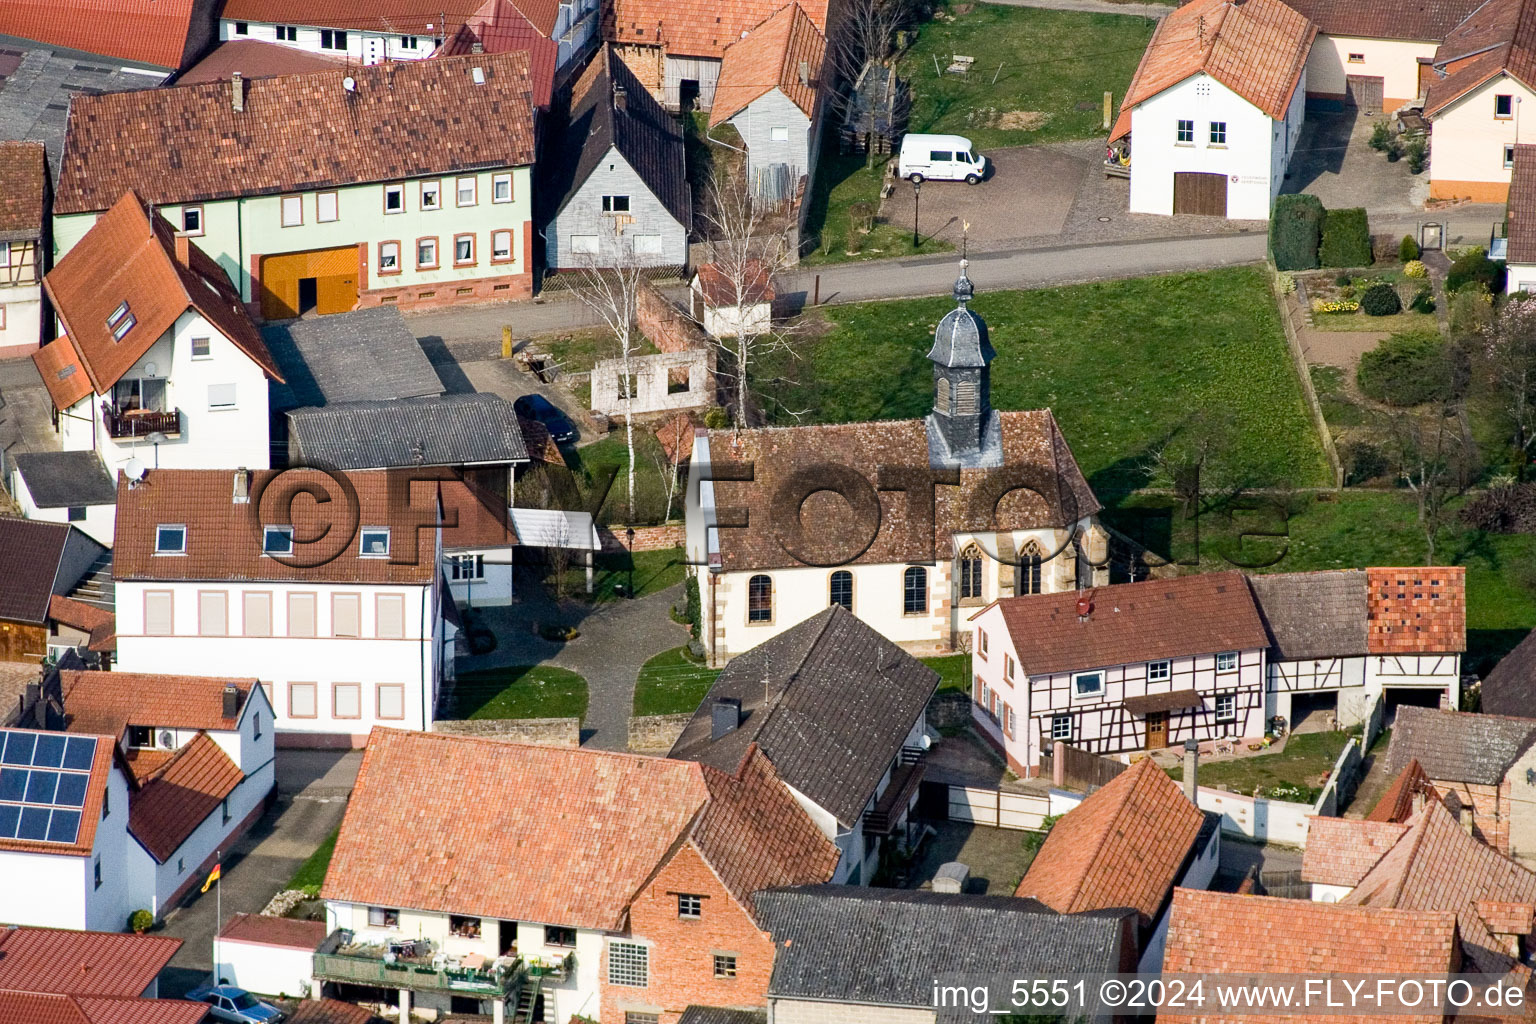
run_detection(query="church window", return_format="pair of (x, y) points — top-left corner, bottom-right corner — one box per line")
(829, 570), (853, 610)
(935, 376), (950, 413)
(954, 380), (978, 415)
(903, 566), (928, 614)
(959, 545), (983, 600)
(1019, 542), (1043, 595)
(748, 575), (772, 623)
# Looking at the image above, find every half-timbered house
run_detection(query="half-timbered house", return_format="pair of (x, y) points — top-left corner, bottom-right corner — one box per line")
(0, 142), (48, 357)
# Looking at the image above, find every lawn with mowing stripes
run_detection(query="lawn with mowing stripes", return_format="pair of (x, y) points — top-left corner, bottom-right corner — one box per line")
(445, 665), (590, 721)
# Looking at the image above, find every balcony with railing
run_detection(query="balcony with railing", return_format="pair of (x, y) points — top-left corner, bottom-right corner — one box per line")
(312, 931), (573, 998)
(863, 755), (926, 836)
(102, 403), (181, 440)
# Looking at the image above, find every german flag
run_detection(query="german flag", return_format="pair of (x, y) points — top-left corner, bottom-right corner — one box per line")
(200, 864), (221, 893)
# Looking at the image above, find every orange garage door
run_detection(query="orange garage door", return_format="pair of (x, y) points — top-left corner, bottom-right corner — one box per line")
(259, 245), (360, 321)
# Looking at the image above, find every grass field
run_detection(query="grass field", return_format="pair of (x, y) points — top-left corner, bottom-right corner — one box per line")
(633, 646), (721, 716)
(446, 665), (590, 720)
(537, 546), (687, 604)
(1164, 731), (1351, 802)
(286, 827), (339, 893)
(923, 654), (973, 694)
(764, 267), (1332, 492)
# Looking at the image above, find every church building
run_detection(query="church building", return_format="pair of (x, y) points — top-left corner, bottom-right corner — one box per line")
(685, 262), (1108, 666)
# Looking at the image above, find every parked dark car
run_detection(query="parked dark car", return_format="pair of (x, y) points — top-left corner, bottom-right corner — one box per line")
(514, 393), (577, 443)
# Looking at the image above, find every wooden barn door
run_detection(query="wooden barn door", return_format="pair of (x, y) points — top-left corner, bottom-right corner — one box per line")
(259, 245), (359, 320)
(1173, 172), (1228, 216)
(1346, 75), (1385, 114)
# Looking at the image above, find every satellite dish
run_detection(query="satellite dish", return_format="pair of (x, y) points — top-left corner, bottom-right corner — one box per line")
(143, 362), (156, 376)
(124, 459), (146, 482)
(343, 76), (356, 92)
(920, 733), (933, 750)
(158, 730), (174, 749)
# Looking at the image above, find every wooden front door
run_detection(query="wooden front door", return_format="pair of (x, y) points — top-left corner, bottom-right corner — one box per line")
(1145, 711), (1168, 749)
(1173, 172), (1227, 216)
(259, 245), (360, 320)
(1346, 74), (1385, 115)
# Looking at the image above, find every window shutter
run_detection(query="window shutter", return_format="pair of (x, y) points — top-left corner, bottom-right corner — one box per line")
(954, 380), (978, 414)
(144, 591), (174, 635)
(935, 376), (950, 412)
(198, 591), (228, 636)
(243, 592), (272, 636)
(376, 594), (406, 638)
(376, 683), (405, 720)
(332, 593), (361, 638)
(288, 593), (316, 637)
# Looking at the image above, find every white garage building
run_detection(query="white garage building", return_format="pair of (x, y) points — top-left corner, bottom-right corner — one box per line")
(1111, 0), (1316, 219)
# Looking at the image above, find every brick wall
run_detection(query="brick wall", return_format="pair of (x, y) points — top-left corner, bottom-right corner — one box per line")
(602, 841), (776, 1024)
(638, 281), (710, 354)
(628, 713), (693, 753)
(598, 523), (686, 553)
(430, 717), (579, 746)
(1433, 778), (1510, 853)
(772, 999), (936, 1024)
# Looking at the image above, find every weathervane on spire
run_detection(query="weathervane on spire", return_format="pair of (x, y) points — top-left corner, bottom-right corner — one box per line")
(955, 222), (973, 307)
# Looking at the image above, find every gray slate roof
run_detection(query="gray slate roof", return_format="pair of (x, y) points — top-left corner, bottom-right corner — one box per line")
(12, 450), (117, 507)
(927, 264), (995, 369)
(0, 517), (71, 625)
(668, 605), (939, 828)
(548, 46), (690, 227)
(1481, 630), (1536, 718)
(1247, 570), (1369, 660)
(1387, 705), (1536, 785)
(758, 886), (1130, 1010)
(0, 35), (163, 178)
(265, 306), (444, 410)
(287, 393), (530, 470)
(677, 1010), (766, 1024)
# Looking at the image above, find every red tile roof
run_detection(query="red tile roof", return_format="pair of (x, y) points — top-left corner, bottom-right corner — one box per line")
(47, 598), (116, 654)
(0, 142), (46, 240)
(1424, 0), (1536, 117)
(1162, 889), (1459, 1021)
(0, 928), (181, 996)
(609, 0), (830, 57)
(1366, 758), (1439, 823)
(693, 260), (776, 306)
(32, 337), (93, 412)
(175, 39), (345, 85)
(324, 729), (832, 930)
(60, 671), (253, 737)
(74, 996), (211, 1024)
(112, 468), (445, 585)
(993, 571), (1269, 678)
(0, 991), (93, 1024)
(285, 998), (380, 1024)
(437, 0), (557, 107)
(1280, 0), (1482, 41)
(1015, 758), (1205, 924)
(1508, 145), (1536, 263)
(710, 3), (826, 126)
(1110, 0), (1317, 141)
(40, 192), (280, 402)
(1300, 816), (1409, 887)
(0, 728), (115, 858)
(0, 0), (203, 70)
(56, 54), (537, 214)
(1366, 566), (1466, 653)
(129, 732), (244, 863)
(218, 0), (484, 35)
(218, 913), (326, 950)
(654, 414), (698, 466)
(1345, 798), (1536, 973)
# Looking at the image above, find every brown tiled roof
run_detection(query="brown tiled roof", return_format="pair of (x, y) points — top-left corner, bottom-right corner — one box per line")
(709, 3), (825, 126)
(1109, 0), (1316, 141)
(59, 670), (252, 737)
(1300, 816), (1410, 887)
(0, 927), (181, 996)
(324, 729), (832, 930)
(56, 54), (537, 214)
(1386, 705), (1536, 785)
(1424, 0), (1536, 116)
(437, 0), (558, 107)
(286, 999), (381, 1024)
(1162, 889), (1459, 1016)
(174, 39), (345, 85)
(48, 597), (117, 654)
(1367, 758), (1440, 823)
(693, 261), (775, 306)
(32, 337), (92, 412)
(112, 468), (449, 585)
(609, 0), (829, 57)
(218, 0), (484, 35)
(1345, 798), (1536, 973)
(0, 728), (115, 858)
(439, 477), (519, 550)
(655, 414), (698, 465)
(706, 410), (1099, 572)
(218, 913), (327, 950)
(1366, 566), (1465, 652)
(0, 142), (46, 241)
(1015, 758), (1204, 924)
(1482, 626), (1536, 717)
(1280, 0), (1481, 41)
(1508, 147), (1536, 264)
(0, 0), (204, 69)
(123, 748), (175, 784)
(0, 518), (73, 626)
(994, 571), (1268, 678)
(129, 732), (244, 863)
(73, 996), (211, 1024)
(40, 192), (280, 401)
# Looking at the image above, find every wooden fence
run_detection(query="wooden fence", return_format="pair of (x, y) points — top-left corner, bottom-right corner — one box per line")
(1039, 742), (1128, 792)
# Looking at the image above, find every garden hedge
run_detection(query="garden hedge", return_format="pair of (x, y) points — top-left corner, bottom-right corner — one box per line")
(1360, 283), (1401, 316)
(1357, 331), (1455, 406)
(1271, 194), (1325, 270)
(1446, 248), (1507, 294)
(1320, 207), (1373, 267)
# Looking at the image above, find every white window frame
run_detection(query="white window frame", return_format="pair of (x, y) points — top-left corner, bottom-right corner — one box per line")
(155, 524), (186, 554)
(182, 205), (203, 236)
(384, 183), (405, 214)
(1073, 671), (1104, 697)
(456, 176), (478, 207)
(1216, 693), (1237, 722)
(420, 180), (442, 210)
(1147, 660), (1171, 682)
(492, 172), (512, 203)
(1216, 651), (1238, 673)
(770, 125), (789, 142)
(280, 194), (302, 227)
(607, 940), (649, 987)
(1050, 714), (1072, 741)
(491, 229), (513, 261)
(107, 301), (134, 340)
(359, 527), (391, 557)
(263, 526), (293, 555)
(1176, 118), (1195, 143)
(1506, 144), (1518, 169)
(317, 191), (339, 223)
(190, 335), (211, 359)
(417, 237), (439, 268)
(378, 241), (400, 272)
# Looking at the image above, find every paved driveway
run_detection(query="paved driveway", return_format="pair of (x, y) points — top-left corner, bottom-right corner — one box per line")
(1284, 110), (1427, 214)
(881, 145), (1085, 248)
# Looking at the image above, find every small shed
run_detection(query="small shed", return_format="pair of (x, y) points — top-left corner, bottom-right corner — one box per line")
(691, 261), (774, 339)
(932, 861), (969, 893)
(214, 913), (326, 998)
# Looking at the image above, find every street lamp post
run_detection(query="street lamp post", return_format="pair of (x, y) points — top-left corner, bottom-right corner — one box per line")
(626, 527), (636, 598)
(912, 179), (922, 249)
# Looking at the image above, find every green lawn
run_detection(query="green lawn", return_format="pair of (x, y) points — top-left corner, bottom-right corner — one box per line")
(536, 329), (656, 375)
(633, 646), (721, 716)
(901, 5), (1156, 150)
(567, 432), (684, 527)
(801, 136), (955, 265)
(766, 267), (1331, 492)
(286, 827), (339, 893)
(1164, 731), (1352, 802)
(446, 665), (590, 720)
(540, 546), (686, 604)
(923, 654), (973, 694)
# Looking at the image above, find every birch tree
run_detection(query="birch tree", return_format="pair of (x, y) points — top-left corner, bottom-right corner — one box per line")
(1483, 296), (1536, 477)
(571, 253), (648, 521)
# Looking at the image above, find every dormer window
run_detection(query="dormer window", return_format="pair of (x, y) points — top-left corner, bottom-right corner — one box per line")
(263, 526), (294, 555)
(127, 725), (152, 747)
(107, 302), (135, 341)
(359, 528), (390, 557)
(155, 524), (186, 554)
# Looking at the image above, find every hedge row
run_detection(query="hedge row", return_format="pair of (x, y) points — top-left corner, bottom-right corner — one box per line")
(1270, 197), (1372, 269)
(1320, 208), (1373, 268)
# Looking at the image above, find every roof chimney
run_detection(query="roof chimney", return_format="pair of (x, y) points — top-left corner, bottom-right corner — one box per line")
(471, 40), (484, 54)
(222, 684), (240, 721)
(613, 83), (627, 112)
(710, 697), (741, 741)
(798, 60), (810, 87)
(231, 71), (244, 113)
(1461, 804), (1476, 836)
(232, 467), (250, 505)
(1182, 739), (1199, 805)
(174, 232), (191, 268)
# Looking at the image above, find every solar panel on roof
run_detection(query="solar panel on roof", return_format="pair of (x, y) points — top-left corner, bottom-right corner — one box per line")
(0, 730), (96, 846)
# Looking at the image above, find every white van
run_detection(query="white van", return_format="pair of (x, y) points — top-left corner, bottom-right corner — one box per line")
(898, 133), (988, 184)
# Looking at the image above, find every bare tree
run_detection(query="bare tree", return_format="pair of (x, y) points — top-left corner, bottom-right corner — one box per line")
(698, 169), (802, 426)
(649, 443), (685, 524)
(570, 252), (648, 521)
(1483, 296), (1536, 478)
(826, 0), (910, 103)
(1385, 408), (1467, 566)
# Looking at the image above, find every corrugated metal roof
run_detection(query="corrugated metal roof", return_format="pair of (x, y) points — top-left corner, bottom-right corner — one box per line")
(287, 393), (529, 470)
(266, 306), (444, 409)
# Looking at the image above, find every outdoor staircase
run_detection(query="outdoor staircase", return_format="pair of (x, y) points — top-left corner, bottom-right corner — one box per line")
(511, 973), (543, 1024)
(68, 551), (115, 611)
